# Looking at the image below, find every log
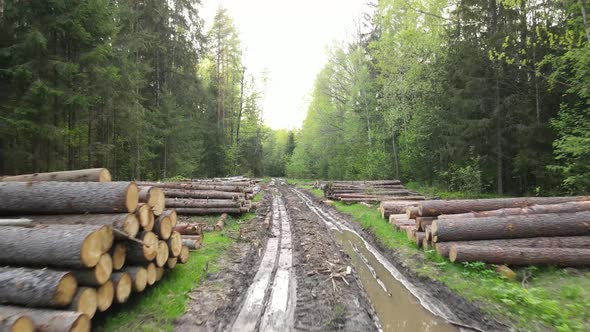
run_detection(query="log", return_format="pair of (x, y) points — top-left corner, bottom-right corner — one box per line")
(416, 217), (436, 231)
(165, 198), (241, 209)
(435, 236), (590, 257)
(182, 238), (201, 250)
(174, 207), (242, 215)
(431, 212), (590, 242)
(71, 253), (113, 286)
(406, 207), (419, 219)
(449, 245), (590, 266)
(0, 181), (138, 214)
(0, 306), (90, 332)
(0, 311), (34, 332)
(155, 267), (165, 282)
(121, 267), (147, 292)
(160, 209), (177, 227)
(340, 196), (425, 203)
(415, 232), (425, 248)
(388, 214), (410, 225)
(438, 201), (590, 219)
(1, 168), (111, 182)
(68, 287), (97, 319)
(379, 201), (420, 219)
(0, 219), (32, 226)
(126, 231), (158, 263)
(0, 225), (108, 268)
(167, 231), (182, 257)
(162, 189), (242, 200)
(167, 257), (178, 269)
(153, 214), (173, 240)
(419, 196), (590, 217)
(178, 246), (190, 264)
(215, 213), (227, 231)
(145, 263), (157, 286)
(174, 223), (202, 235)
(0, 267), (77, 307)
(155, 241), (170, 267)
(110, 242), (127, 270)
(137, 182), (244, 192)
(26, 213), (138, 240)
(136, 203), (154, 231)
(138, 186), (165, 216)
(406, 227), (417, 241)
(96, 281), (114, 312)
(111, 272), (132, 304)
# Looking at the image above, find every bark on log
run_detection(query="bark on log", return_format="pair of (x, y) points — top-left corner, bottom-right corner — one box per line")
(419, 196), (590, 217)
(136, 203), (154, 231)
(173, 223), (202, 235)
(439, 201), (590, 219)
(341, 196), (425, 203)
(174, 207), (242, 215)
(68, 288), (97, 319)
(126, 231), (158, 263)
(0, 267), (77, 307)
(162, 189), (243, 200)
(167, 257), (178, 269)
(0, 219), (32, 226)
(0, 181), (138, 214)
(167, 231), (182, 257)
(449, 245), (590, 266)
(153, 214), (172, 240)
(1, 168), (111, 183)
(96, 281), (113, 312)
(435, 236), (590, 257)
(110, 242), (127, 270)
(388, 214), (411, 225)
(155, 241), (169, 267)
(26, 214), (138, 240)
(431, 212), (590, 242)
(138, 186), (165, 216)
(406, 207), (420, 219)
(0, 311), (34, 332)
(416, 217), (436, 231)
(121, 267), (147, 292)
(379, 201), (420, 219)
(182, 238), (201, 250)
(145, 263), (157, 286)
(0, 225), (108, 268)
(178, 246), (190, 264)
(72, 253), (112, 286)
(165, 198), (241, 209)
(0, 306), (90, 332)
(111, 272), (132, 304)
(137, 182), (245, 192)
(215, 213), (227, 231)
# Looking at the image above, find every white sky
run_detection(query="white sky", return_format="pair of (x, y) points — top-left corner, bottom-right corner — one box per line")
(201, 0), (368, 130)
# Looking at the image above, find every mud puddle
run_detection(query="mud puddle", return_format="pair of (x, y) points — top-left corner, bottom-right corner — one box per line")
(334, 229), (456, 332)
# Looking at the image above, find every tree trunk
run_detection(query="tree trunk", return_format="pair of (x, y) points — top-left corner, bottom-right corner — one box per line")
(155, 241), (169, 267)
(0, 306), (89, 332)
(380, 201), (420, 219)
(120, 267), (147, 292)
(450, 245), (590, 266)
(215, 213), (227, 231)
(160, 209), (177, 227)
(435, 236), (590, 257)
(431, 211), (590, 242)
(72, 253), (112, 286)
(136, 203), (154, 231)
(182, 238), (201, 250)
(111, 272), (132, 304)
(137, 182), (245, 192)
(1, 168), (111, 182)
(155, 267), (165, 282)
(0, 311), (34, 332)
(0, 182), (138, 214)
(174, 207), (242, 215)
(418, 196), (590, 217)
(438, 201), (590, 219)
(0, 267), (77, 307)
(406, 206), (420, 219)
(167, 257), (178, 269)
(110, 242), (127, 270)
(153, 214), (172, 240)
(174, 223), (203, 235)
(68, 287), (97, 319)
(145, 263), (157, 286)
(138, 186), (165, 216)
(416, 217), (436, 231)
(26, 213), (139, 239)
(165, 198), (241, 209)
(178, 246), (190, 264)
(167, 231), (182, 257)
(0, 225), (109, 268)
(126, 231), (158, 263)
(162, 189), (243, 200)
(96, 280), (113, 312)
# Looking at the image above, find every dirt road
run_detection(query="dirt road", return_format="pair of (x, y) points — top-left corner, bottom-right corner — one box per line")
(176, 180), (500, 331)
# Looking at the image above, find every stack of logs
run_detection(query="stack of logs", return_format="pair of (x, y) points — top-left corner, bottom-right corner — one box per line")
(138, 179), (256, 215)
(0, 169), (190, 332)
(386, 196), (590, 266)
(173, 213), (230, 250)
(324, 180), (426, 204)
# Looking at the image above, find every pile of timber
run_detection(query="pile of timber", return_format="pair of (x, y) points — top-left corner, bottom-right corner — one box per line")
(138, 177), (256, 215)
(0, 168), (191, 332)
(324, 180), (426, 204)
(391, 196), (590, 267)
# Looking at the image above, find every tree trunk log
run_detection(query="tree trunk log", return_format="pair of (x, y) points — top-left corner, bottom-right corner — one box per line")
(0, 181), (138, 214)
(96, 281), (113, 312)
(145, 263), (157, 286)
(111, 272), (132, 304)
(178, 246), (190, 264)
(110, 242), (127, 270)
(165, 198), (241, 209)
(136, 203), (154, 231)
(215, 213), (227, 231)
(160, 210), (177, 227)
(161, 189), (242, 200)
(0, 267), (77, 307)
(0, 225), (108, 268)
(167, 257), (178, 269)
(379, 201), (420, 219)
(435, 236), (590, 257)
(155, 267), (165, 281)
(1, 168), (111, 182)
(174, 223), (202, 235)
(167, 232), (182, 257)
(174, 207), (242, 215)
(68, 287), (97, 319)
(416, 217), (436, 231)
(153, 214), (172, 240)
(155, 241), (169, 267)
(0, 311), (34, 332)
(419, 196), (590, 217)
(0, 306), (90, 332)
(121, 267), (147, 292)
(138, 186), (165, 216)
(137, 182), (245, 192)
(72, 254), (112, 286)
(0, 219), (32, 226)
(26, 214), (138, 240)
(450, 245), (590, 266)
(431, 212), (590, 242)
(439, 201), (590, 219)
(126, 231), (158, 263)
(388, 214), (411, 225)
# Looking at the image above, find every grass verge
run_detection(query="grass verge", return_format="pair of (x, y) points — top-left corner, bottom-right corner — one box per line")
(331, 202), (590, 331)
(94, 214), (252, 331)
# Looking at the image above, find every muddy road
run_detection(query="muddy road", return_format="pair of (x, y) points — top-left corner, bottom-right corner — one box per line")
(177, 179), (499, 331)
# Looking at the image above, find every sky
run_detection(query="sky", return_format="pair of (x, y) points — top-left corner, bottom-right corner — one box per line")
(201, 0), (369, 130)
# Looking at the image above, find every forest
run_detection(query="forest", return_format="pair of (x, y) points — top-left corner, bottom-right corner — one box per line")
(1, 0), (590, 196)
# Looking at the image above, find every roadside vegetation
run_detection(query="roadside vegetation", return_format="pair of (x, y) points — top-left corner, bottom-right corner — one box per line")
(94, 214), (252, 331)
(294, 182), (590, 331)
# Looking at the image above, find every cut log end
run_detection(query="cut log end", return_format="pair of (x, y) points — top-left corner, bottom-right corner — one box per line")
(126, 183), (139, 213)
(151, 188), (165, 216)
(146, 263), (157, 286)
(54, 273), (78, 307)
(156, 241), (169, 267)
(111, 243), (127, 270)
(136, 203), (152, 230)
(168, 232), (182, 257)
(69, 313), (90, 332)
(155, 267), (165, 282)
(80, 227), (107, 268)
(141, 232), (159, 261)
(98, 169), (112, 182)
(95, 253), (113, 285)
(96, 280), (114, 312)
(132, 268), (147, 292)
(113, 273), (132, 304)
(4, 315), (35, 332)
(123, 214), (140, 239)
(178, 246), (190, 264)
(69, 288), (97, 319)
(155, 216), (172, 240)
(167, 257), (178, 269)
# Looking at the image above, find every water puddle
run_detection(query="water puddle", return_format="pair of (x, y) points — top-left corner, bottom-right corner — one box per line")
(334, 229), (458, 332)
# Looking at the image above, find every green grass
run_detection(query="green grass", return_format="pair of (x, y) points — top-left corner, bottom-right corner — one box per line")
(94, 214), (250, 331)
(331, 202), (590, 331)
